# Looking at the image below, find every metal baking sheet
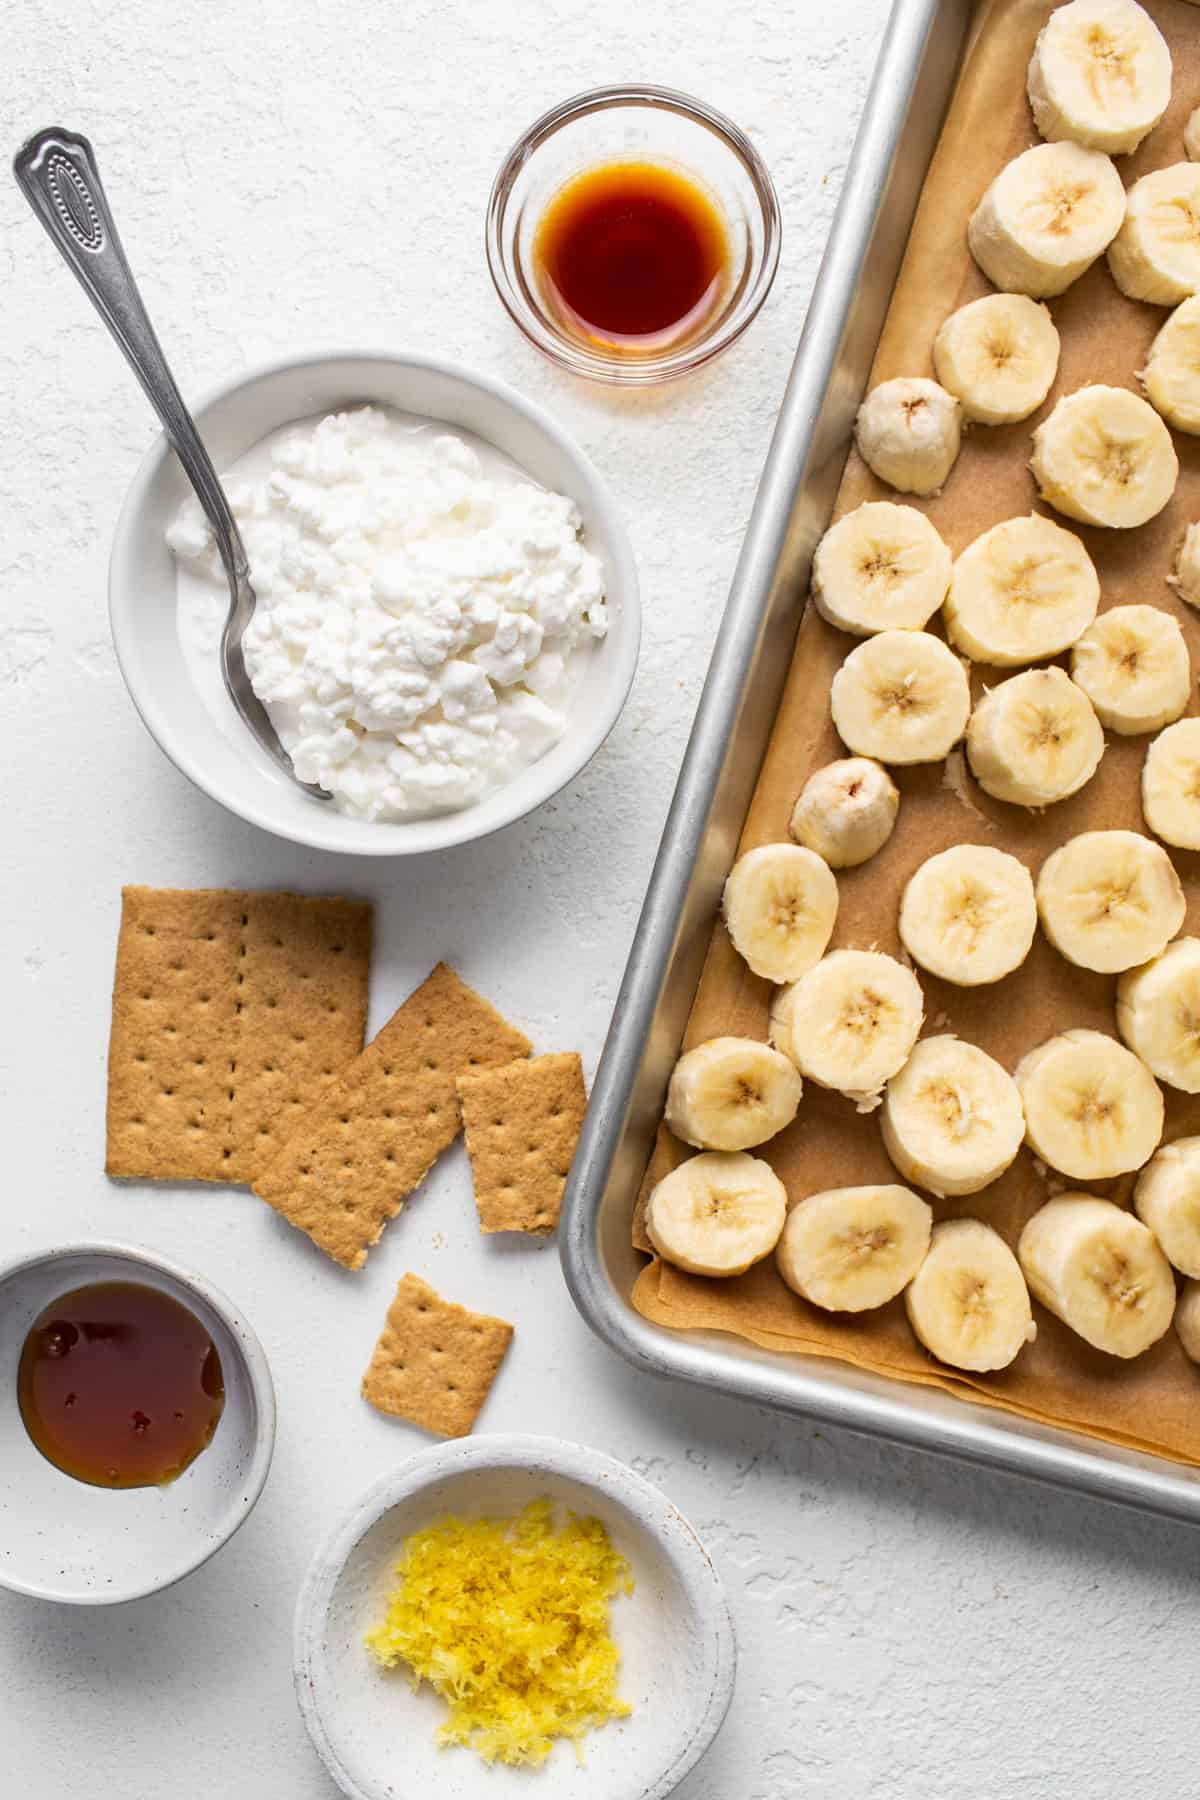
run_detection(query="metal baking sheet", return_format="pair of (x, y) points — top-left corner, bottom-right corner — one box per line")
(560, 0), (1200, 1528)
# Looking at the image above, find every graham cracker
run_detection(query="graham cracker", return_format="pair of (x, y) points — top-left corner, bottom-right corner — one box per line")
(457, 1052), (588, 1234)
(361, 1272), (514, 1437)
(251, 962), (531, 1268)
(106, 887), (372, 1183)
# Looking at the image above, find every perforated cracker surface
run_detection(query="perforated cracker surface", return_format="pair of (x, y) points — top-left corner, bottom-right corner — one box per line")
(361, 1271), (514, 1437)
(457, 1052), (587, 1234)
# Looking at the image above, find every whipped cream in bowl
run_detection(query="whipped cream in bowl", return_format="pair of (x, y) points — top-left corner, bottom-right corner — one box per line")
(109, 352), (638, 854)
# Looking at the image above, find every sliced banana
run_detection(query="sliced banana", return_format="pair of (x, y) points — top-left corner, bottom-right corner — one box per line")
(1069, 605), (1191, 734)
(1187, 108), (1200, 164)
(811, 501), (952, 636)
(1140, 296), (1200, 436)
(905, 1219), (1036, 1372)
(1036, 829), (1185, 973)
(830, 630), (971, 766)
(1116, 937), (1200, 1093)
(776, 1183), (932, 1312)
(1133, 1137), (1200, 1277)
(966, 666), (1104, 807)
(1142, 717), (1200, 849)
(854, 378), (962, 497)
(777, 949), (924, 1109)
(932, 294), (1060, 426)
(665, 1036), (803, 1153)
(1176, 1280), (1200, 1362)
(1108, 164), (1200, 306)
(1026, 0), (1171, 158)
(968, 141), (1126, 298)
(644, 1151), (788, 1277)
(1169, 524), (1200, 608)
(945, 514), (1100, 667)
(881, 1034), (1025, 1198)
(899, 844), (1037, 986)
(1018, 1193), (1176, 1358)
(1014, 1028), (1164, 1181)
(1030, 386), (1179, 530)
(723, 843), (839, 984)
(789, 758), (899, 868)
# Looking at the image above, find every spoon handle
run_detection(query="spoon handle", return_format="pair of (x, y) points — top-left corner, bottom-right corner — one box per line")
(13, 127), (246, 582)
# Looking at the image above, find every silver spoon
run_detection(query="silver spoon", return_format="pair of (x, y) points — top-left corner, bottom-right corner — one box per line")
(13, 127), (329, 802)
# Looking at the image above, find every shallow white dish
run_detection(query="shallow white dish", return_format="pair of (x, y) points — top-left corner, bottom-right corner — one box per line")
(294, 1435), (736, 1800)
(109, 349), (640, 855)
(0, 1241), (275, 1605)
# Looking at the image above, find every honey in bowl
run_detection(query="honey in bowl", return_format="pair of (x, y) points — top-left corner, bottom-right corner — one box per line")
(535, 160), (729, 349)
(17, 1280), (225, 1489)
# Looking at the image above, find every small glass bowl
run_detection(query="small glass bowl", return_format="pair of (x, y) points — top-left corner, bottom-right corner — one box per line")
(486, 84), (781, 386)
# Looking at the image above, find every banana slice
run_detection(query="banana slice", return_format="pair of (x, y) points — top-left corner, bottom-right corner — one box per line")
(644, 1151), (788, 1277)
(1026, 0), (1171, 158)
(1140, 296), (1200, 436)
(1069, 605), (1190, 734)
(1133, 1137), (1200, 1277)
(776, 1183), (932, 1312)
(723, 843), (839, 984)
(777, 948), (924, 1109)
(966, 666), (1104, 807)
(811, 502), (952, 636)
(905, 1219), (1036, 1372)
(1116, 937), (1200, 1093)
(1176, 1280), (1200, 1362)
(830, 630), (971, 766)
(932, 294), (1060, 426)
(1036, 829), (1185, 973)
(899, 844), (1037, 986)
(1143, 717), (1200, 849)
(789, 758), (899, 868)
(1014, 1028), (1164, 1180)
(1108, 164), (1200, 306)
(881, 1034), (1025, 1198)
(1187, 108), (1200, 164)
(1018, 1193), (1175, 1357)
(854, 378), (962, 497)
(968, 142), (1126, 297)
(1031, 386), (1179, 530)
(665, 1036), (803, 1153)
(945, 514), (1100, 667)
(1169, 524), (1200, 608)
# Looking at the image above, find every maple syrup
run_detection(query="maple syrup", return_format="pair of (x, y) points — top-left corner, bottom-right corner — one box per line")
(17, 1280), (225, 1489)
(535, 160), (729, 346)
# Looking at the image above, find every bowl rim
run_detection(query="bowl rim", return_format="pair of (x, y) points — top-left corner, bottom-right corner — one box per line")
(0, 1238), (277, 1606)
(293, 1433), (737, 1800)
(485, 82), (782, 386)
(108, 347), (641, 856)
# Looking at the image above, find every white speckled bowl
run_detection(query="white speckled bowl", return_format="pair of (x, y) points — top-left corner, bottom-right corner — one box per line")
(0, 1242), (275, 1605)
(294, 1436), (736, 1800)
(109, 350), (640, 855)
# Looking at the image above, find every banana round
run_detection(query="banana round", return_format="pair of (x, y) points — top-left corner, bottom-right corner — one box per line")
(1140, 297), (1200, 436)
(854, 378), (962, 497)
(723, 843), (839, 984)
(1026, 0), (1171, 158)
(775, 948), (924, 1109)
(1014, 1028), (1164, 1181)
(665, 1037), (803, 1153)
(1143, 717), (1200, 849)
(899, 844), (1036, 987)
(933, 294), (1060, 426)
(776, 1183), (931, 1313)
(789, 758), (899, 869)
(1133, 1137), (1200, 1278)
(644, 1151), (788, 1277)
(1170, 525), (1200, 609)
(1036, 829), (1185, 973)
(905, 1219), (1036, 1373)
(966, 666), (1104, 807)
(1018, 1193), (1175, 1359)
(1117, 938), (1200, 1094)
(811, 501), (951, 636)
(1069, 605), (1190, 734)
(945, 514), (1099, 667)
(831, 630), (971, 766)
(1108, 164), (1200, 307)
(968, 141), (1125, 298)
(1177, 1281), (1200, 1363)
(1030, 386), (1179, 531)
(881, 1035), (1025, 1198)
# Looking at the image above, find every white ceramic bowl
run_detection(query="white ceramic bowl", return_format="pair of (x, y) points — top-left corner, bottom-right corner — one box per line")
(0, 1242), (275, 1605)
(109, 350), (640, 854)
(294, 1436), (736, 1800)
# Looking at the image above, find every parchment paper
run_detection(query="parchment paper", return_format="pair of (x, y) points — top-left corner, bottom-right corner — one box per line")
(633, 0), (1200, 1466)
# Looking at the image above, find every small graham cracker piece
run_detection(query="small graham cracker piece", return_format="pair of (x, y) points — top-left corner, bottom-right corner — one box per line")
(106, 887), (372, 1184)
(362, 1272), (514, 1437)
(251, 962), (531, 1268)
(457, 1052), (588, 1234)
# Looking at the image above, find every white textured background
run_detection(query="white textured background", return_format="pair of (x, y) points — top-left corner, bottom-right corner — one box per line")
(3, 1), (1198, 1795)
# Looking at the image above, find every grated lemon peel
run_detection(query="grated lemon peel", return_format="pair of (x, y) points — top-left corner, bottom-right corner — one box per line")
(365, 1498), (634, 1768)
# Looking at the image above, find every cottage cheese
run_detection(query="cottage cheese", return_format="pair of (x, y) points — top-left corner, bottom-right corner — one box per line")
(167, 406), (608, 819)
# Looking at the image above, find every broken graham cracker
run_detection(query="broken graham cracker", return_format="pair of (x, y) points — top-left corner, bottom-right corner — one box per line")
(457, 1052), (588, 1234)
(362, 1272), (514, 1438)
(106, 886), (372, 1184)
(251, 962), (531, 1268)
